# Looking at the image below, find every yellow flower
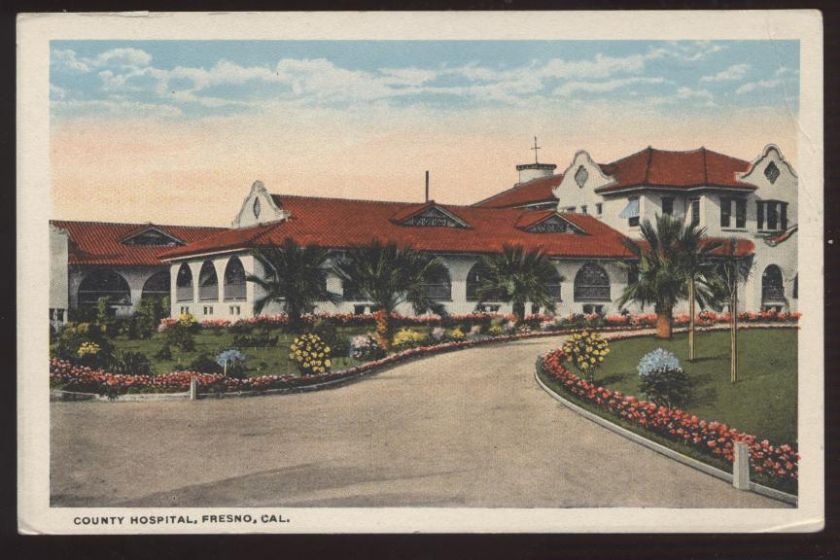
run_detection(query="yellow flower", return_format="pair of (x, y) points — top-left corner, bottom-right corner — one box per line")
(325, 360), (331, 367)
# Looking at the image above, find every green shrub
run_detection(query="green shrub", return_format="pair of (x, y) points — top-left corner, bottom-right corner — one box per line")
(638, 368), (692, 408)
(133, 297), (167, 339)
(232, 329), (278, 347)
(310, 320), (348, 356)
(164, 318), (196, 352)
(113, 351), (154, 375)
(188, 353), (224, 374)
(154, 344), (173, 360)
(53, 321), (115, 370)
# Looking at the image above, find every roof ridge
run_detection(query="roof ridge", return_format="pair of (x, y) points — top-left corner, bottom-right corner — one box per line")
(50, 218), (225, 230)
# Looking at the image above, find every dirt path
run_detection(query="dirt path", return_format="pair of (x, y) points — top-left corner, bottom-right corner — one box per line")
(51, 335), (785, 508)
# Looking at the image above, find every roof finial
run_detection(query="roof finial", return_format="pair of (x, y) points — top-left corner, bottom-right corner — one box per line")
(531, 136), (541, 164)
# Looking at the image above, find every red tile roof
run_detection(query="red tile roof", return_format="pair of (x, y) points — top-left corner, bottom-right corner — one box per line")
(51, 220), (225, 266)
(596, 147), (756, 194)
(161, 195), (636, 260)
(634, 237), (755, 258)
(473, 173), (565, 209)
(473, 147), (756, 208)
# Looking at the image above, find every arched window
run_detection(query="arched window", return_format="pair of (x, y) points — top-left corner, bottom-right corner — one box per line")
(466, 262), (504, 302)
(78, 269), (131, 307)
(176, 263), (193, 302)
(224, 257), (246, 301)
(422, 266), (452, 301)
(141, 270), (170, 301)
(546, 265), (562, 300)
(574, 263), (610, 302)
(198, 260), (219, 301)
(762, 264), (785, 304)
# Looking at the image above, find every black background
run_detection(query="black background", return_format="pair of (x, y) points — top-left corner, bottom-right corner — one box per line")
(0, 1), (837, 558)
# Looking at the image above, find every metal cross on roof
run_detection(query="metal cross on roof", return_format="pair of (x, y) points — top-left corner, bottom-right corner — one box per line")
(531, 136), (541, 164)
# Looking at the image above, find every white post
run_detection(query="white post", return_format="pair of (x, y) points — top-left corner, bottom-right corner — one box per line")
(190, 378), (198, 401)
(733, 441), (751, 490)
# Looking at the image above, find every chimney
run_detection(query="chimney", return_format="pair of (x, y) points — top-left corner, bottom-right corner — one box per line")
(517, 136), (556, 183)
(516, 162), (557, 184)
(425, 170), (429, 202)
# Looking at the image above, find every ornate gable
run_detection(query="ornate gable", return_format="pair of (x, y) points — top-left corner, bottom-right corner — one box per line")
(121, 226), (184, 247)
(392, 203), (470, 228)
(517, 211), (585, 234)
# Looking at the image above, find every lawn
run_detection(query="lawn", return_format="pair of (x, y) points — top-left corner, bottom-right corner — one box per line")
(111, 325), (380, 377)
(591, 329), (798, 446)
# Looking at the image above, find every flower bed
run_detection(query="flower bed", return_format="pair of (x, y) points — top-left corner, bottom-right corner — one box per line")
(161, 309), (801, 332)
(537, 341), (798, 491)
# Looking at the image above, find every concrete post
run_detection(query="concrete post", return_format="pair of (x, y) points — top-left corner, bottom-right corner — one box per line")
(190, 378), (198, 401)
(733, 441), (751, 490)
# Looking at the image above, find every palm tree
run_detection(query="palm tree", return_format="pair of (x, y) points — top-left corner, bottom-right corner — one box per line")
(716, 238), (753, 383)
(474, 245), (563, 324)
(336, 240), (447, 347)
(246, 238), (339, 332)
(676, 225), (723, 361)
(619, 214), (691, 339)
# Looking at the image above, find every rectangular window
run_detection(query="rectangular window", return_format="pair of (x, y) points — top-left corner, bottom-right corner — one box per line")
(203, 306), (213, 315)
(767, 202), (778, 230)
(757, 201), (765, 230)
(735, 199), (746, 228)
(180, 306), (189, 315)
(689, 198), (700, 227)
(661, 197), (674, 216)
(596, 203), (603, 216)
(582, 304), (604, 315)
(581, 205), (588, 214)
(720, 197), (731, 228)
(229, 305), (240, 315)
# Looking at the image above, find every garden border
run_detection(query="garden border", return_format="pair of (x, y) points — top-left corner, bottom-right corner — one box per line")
(534, 325), (799, 506)
(51, 322), (797, 402)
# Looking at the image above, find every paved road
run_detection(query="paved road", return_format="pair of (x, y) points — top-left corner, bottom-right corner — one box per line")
(51, 335), (785, 508)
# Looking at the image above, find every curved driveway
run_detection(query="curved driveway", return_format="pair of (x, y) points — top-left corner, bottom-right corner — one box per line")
(51, 335), (785, 508)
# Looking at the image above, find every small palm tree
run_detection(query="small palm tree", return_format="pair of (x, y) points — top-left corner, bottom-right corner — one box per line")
(619, 215), (690, 339)
(336, 240), (446, 346)
(474, 245), (563, 324)
(246, 238), (339, 332)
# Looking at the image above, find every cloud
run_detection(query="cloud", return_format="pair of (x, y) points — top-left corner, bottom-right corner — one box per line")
(53, 47), (153, 73)
(51, 98), (182, 118)
(646, 41), (727, 63)
(736, 79), (782, 95)
(554, 77), (667, 97)
(700, 63), (750, 82)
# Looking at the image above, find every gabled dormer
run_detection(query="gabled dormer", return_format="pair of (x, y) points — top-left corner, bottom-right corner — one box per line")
(391, 201), (470, 228)
(120, 225), (184, 246)
(232, 180), (290, 229)
(515, 210), (586, 234)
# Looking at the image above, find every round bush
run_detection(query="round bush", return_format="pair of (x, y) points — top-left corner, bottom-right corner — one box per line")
(289, 333), (332, 376)
(638, 348), (682, 377)
(638, 348), (692, 408)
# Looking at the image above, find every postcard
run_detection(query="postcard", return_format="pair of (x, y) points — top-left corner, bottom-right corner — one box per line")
(17, 10), (824, 533)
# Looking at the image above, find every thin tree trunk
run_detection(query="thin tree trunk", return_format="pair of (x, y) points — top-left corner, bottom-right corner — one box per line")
(513, 301), (526, 325)
(656, 310), (672, 339)
(730, 286), (738, 384)
(688, 277), (696, 361)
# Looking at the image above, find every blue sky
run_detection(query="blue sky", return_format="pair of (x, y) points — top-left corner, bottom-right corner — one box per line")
(51, 40), (800, 120)
(49, 40), (802, 225)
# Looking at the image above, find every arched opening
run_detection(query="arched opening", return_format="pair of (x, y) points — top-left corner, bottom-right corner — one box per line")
(198, 260), (219, 301)
(141, 270), (170, 302)
(78, 269), (131, 308)
(574, 262), (610, 302)
(466, 262), (504, 302)
(422, 266), (452, 301)
(176, 263), (193, 302)
(546, 265), (562, 301)
(762, 264), (785, 305)
(224, 257), (247, 301)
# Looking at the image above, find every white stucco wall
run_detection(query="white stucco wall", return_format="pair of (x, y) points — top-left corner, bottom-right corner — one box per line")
(231, 180), (290, 229)
(49, 225), (69, 325)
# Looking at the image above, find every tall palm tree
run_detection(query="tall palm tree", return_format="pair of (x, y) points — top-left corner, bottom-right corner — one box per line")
(619, 214), (692, 339)
(336, 240), (447, 346)
(676, 225), (723, 361)
(474, 245), (563, 324)
(246, 238), (339, 332)
(716, 238), (753, 383)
